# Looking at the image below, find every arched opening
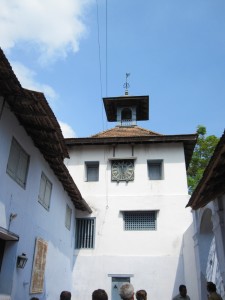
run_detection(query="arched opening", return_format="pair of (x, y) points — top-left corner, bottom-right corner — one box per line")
(198, 208), (224, 298)
(198, 208), (214, 299)
(121, 108), (132, 121)
(199, 209), (213, 273)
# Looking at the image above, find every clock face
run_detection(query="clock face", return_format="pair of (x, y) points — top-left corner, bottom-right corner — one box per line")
(111, 160), (134, 181)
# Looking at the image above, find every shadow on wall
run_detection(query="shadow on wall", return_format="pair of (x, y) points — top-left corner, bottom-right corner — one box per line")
(171, 240), (185, 297)
(172, 223), (199, 299)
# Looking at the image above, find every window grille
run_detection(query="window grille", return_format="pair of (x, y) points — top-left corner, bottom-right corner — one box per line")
(6, 138), (30, 188)
(75, 218), (95, 249)
(123, 211), (156, 231)
(85, 162), (99, 182)
(38, 172), (52, 210)
(147, 160), (163, 180)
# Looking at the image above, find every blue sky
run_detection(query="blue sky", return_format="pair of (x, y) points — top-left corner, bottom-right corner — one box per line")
(1, 0), (225, 138)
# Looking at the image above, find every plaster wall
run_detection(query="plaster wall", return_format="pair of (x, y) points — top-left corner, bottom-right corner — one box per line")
(66, 142), (195, 299)
(65, 143), (188, 196)
(72, 255), (184, 300)
(182, 223), (199, 299)
(0, 103), (76, 300)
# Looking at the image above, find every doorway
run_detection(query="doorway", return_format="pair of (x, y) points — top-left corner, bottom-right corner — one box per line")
(111, 277), (130, 300)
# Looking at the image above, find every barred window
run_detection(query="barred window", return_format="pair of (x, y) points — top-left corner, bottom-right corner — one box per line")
(123, 211), (157, 231)
(75, 218), (95, 249)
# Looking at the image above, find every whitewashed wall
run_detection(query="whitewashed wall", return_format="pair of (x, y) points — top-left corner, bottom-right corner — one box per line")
(0, 102), (76, 300)
(66, 141), (198, 299)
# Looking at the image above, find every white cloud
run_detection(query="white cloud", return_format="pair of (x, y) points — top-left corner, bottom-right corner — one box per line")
(59, 121), (76, 138)
(11, 61), (58, 107)
(0, 0), (93, 62)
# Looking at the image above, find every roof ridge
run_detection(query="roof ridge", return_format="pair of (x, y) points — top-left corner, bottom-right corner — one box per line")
(90, 125), (163, 138)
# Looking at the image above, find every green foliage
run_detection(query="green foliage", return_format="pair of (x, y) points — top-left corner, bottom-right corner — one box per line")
(187, 125), (219, 194)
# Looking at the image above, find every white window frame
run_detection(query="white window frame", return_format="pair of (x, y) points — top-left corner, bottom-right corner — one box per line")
(123, 211), (157, 231)
(38, 172), (52, 211)
(147, 160), (163, 180)
(65, 204), (72, 230)
(6, 137), (30, 189)
(85, 161), (99, 182)
(75, 218), (95, 249)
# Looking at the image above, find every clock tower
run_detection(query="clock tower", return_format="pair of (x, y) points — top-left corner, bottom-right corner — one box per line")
(102, 94), (150, 182)
(65, 79), (198, 300)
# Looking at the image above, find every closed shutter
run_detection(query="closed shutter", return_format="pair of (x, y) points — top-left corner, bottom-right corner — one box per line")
(7, 139), (20, 178)
(17, 150), (29, 187)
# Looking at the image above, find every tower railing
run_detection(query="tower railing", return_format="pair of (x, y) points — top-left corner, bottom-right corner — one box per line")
(119, 119), (136, 126)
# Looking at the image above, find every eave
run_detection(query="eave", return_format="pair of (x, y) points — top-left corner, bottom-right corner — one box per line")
(186, 131), (225, 210)
(103, 95), (149, 121)
(0, 48), (91, 213)
(65, 134), (198, 169)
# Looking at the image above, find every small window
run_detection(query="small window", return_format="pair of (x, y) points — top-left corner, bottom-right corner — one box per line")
(6, 138), (30, 188)
(75, 218), (95, 249)
(85, 161), (99, 182)
(123, 211), (157, 231)
(38, 172), (52, 210)
(147, 160), (163, 180)
(65, 205), (72, 230)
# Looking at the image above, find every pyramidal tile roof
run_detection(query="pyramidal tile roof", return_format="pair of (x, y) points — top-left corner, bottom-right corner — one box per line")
(91, 126), (162, 138)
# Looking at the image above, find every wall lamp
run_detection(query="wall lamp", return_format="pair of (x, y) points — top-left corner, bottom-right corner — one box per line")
(17, 253), (28, 269)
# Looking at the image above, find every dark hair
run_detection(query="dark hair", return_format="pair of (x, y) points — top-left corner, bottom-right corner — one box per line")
(60, 291), (71, 300)
(30, 298), (39, 300)
(136, 290), (147, 300)
(92, 289), (108, 300)
(207, 282), (217, 293)
(179, 285), (186, 292)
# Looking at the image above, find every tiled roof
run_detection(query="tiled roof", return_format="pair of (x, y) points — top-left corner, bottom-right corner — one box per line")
(91, 126), (162, 138)
(0, 48), (91, 213)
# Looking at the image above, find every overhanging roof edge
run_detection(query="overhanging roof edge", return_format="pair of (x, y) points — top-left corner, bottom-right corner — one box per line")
(0, 226), (19, 241)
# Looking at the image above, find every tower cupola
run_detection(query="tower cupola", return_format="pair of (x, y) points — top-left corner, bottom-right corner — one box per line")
(103, 95), (149, 126)
(103, 74), (149, 126)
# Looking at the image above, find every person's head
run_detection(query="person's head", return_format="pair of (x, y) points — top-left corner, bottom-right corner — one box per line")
(30, 298), (39, 300)
(179, 285), (187, 297)
(207, 282), (217, 293)
(60, 291), (71, 300)
(136, 290), (147, 300)
(119, 283), (134, 300)
(92, 289), (108, 300)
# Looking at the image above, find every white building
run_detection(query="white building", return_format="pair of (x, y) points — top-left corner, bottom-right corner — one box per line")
(186, 131), (225, 300)
(0, 49), (91, 300)
(65, 94), (199, 299)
